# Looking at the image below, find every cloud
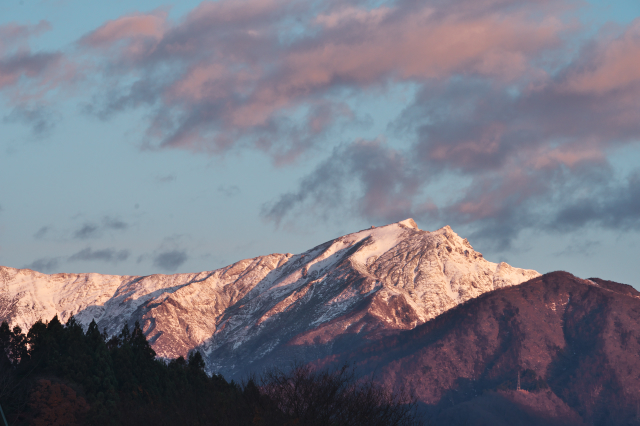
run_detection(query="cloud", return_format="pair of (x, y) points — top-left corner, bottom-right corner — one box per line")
(3, 1), (640, 248)
(550, 172), (640, 231)
(103, 216), (128, 230)
(0, 21), (70, 104)
(23, 246), (130, 273)
(34, 226), (51, 239)
(72, 216), (129, 239)
(73, 223), (100, 239)
(0, 51), (62, 90)
(23, 257), (59, 273)
(68, 247), (130, 263)
(262, 139), (433, 226)
(217, 185), (240, 197)
(260, 14), (640, 245)
(553, 239), (601, 257)
(156, 174), (176, 184)
(561, 20), (640, 95)
(79, 11), (166, 49)
(264, 124), (640, 249)
(153, 250), (188, 272)
(3, 104), (58, 136)
(72, 0), (570, 161)
(0, 21), (51, 50)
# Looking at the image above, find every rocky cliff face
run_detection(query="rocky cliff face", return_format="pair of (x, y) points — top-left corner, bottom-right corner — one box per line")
(0, 219), (539, 377)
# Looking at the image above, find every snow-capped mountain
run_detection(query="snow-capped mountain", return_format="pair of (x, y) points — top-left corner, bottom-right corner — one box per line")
(0, 219), (539, 377)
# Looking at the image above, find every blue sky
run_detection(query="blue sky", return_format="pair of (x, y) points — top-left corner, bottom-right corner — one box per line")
(1, 0), (639, 287)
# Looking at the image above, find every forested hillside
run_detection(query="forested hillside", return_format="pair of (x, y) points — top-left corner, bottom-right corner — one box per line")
(0, 317), (418, 425)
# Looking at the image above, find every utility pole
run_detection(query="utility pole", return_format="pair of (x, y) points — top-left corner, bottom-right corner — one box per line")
(517, 371), (521, 391)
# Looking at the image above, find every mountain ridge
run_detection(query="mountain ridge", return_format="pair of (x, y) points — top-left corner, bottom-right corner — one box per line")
(317, 271), (640, 425)
(0, 219), (539, 377)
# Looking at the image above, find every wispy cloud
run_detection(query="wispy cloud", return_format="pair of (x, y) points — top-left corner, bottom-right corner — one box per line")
(68, 247), (130, 263)
(72, 216), (129, 239)
(23, 245), (131, 273)
(33, 226), (51, 239)
(0, 21), (72, 104)
(218, 185), (240, 197)
(156, 174), (176, 184)
(2, 104), (58, 136)
(553, 239), (601, 257)
(261, 139), (430, 226)
(23, 257), (60, 273)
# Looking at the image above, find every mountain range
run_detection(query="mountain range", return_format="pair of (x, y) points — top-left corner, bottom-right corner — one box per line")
(2, 219), (638, 425)
(0, 219), (538, 375)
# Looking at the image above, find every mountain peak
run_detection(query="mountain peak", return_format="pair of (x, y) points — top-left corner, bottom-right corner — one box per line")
(0, 220), (540, 377)
(397, 218), (419, 229)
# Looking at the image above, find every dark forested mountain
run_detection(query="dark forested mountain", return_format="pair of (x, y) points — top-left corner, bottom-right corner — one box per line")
(319, 271), (640, 425)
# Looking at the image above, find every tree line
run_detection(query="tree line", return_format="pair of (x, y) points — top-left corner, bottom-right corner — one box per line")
(0, 317), (420, 425)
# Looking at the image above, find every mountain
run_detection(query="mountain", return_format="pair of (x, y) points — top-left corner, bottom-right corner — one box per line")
(0, 219), (538, 377)
(320, 271), (640, 425)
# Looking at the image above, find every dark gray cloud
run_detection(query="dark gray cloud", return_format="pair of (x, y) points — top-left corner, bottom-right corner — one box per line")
(72, 216), (129, 239)
(156, 174), (176, 184)
(73, 223), (100, 239)
(2, 104), (58, 136)
(68, 247), (130, 263)
(153, 250), (188, 272)
(394, 74), (640, 177)
(261, 140), (431, 227)
(34, 226), (51, 239)
(80, 78), (161, 121)
(550, 172), (640, 231)
(553, 239), (601, 257)
(23, 257), (59, 273)
(263, 135), (640, 250)
(103, 216), (128, 230)
(217, 185), (240, 198)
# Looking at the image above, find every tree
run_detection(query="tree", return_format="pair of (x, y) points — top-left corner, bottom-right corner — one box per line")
(259, 362), (421, 426)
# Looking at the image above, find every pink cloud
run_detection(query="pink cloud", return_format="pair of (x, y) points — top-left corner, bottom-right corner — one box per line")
(81, 12), (166, 47)
(0, 0), (624, 241)
(0, 51), (61, 90)
(527, 142), (607, 170)
(260, 9), (640, 238)
(0, 21), (51, 54)
(74, 0), (571, 159)
(64, 0), (640, 242)
(0, 21), (70, 101)
(562, 19), (640, 95)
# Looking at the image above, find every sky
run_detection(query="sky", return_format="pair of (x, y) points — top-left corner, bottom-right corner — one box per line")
(1, 0), (639, 287)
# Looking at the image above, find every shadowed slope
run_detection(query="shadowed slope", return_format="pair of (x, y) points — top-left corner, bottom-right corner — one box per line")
(321, 271), (640, 425)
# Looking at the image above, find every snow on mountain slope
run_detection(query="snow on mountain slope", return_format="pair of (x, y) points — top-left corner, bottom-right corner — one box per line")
(0, 220), (539, 376)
